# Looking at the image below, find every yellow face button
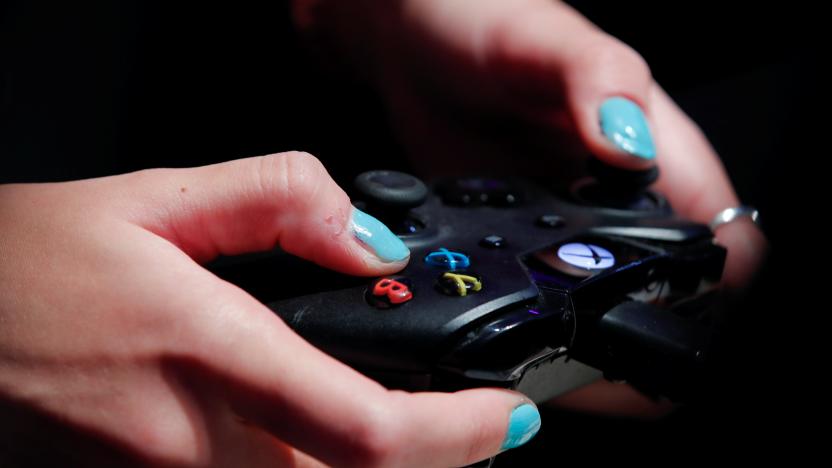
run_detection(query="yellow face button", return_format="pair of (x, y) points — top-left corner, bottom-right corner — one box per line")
(437, 272), (482, 297)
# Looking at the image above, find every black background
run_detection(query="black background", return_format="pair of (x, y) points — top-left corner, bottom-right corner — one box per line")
(1, 1), (814, 465)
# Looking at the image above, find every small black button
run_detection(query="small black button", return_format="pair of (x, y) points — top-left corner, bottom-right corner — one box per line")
(536, 214), (565, 228)
(438, 178), (522, 207)
(436, 272), (483, 297)
(480, 235), (507, 248)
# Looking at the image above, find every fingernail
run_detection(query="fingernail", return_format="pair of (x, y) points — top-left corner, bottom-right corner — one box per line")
(351, 208), (410, 262)
(599, 96), (656, 160)
(501, 403), (541, 450)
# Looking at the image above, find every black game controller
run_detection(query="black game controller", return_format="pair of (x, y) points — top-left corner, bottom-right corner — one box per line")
(214, 164), (726, 403)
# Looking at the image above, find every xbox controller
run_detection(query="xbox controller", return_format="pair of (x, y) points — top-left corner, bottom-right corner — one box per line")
(214, 166), (726, 403)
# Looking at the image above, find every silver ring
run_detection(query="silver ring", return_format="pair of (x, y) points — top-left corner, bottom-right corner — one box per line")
(709, 206), (760, 232)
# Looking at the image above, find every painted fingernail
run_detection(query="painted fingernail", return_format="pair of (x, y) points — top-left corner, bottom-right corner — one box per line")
(599, 96), (656, 160)
(501, 403), (541, 450)
(351, 208), (410, 262)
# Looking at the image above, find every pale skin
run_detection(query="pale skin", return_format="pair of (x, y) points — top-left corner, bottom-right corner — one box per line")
(1, 0), (767, 466)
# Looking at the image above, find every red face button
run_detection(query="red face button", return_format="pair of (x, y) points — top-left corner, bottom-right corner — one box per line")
(367, 277), (413, 308)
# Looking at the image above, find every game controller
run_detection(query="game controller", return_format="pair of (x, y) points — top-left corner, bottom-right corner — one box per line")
(214, 163), (726, 403)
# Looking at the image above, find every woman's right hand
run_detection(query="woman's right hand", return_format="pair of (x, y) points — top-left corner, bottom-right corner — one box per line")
(0, 152), (540, 467)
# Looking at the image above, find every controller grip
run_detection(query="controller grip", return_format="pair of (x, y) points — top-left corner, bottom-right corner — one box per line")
(598, 301), (711, 401)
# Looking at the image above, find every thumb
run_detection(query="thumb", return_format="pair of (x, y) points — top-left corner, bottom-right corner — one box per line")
(485, 1), (657, 169)
(112, 151), (409, 275)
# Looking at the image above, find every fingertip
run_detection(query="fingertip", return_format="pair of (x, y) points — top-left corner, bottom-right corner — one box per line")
(476, 389), (541, 452)
(356, 252), (411, 277)
(598, 96), (657, 161)
(449, 388), (541, 456)
(350, 208), (411, 264)
(501, 402), (542, 451)
(568, 92), (658, 171)
(559, 36), (657, 170)
(310, 206), (410, 277)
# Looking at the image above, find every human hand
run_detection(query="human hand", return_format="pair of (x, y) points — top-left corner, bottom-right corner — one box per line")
(294, 0), (768, 416)
(0, 152), (541, 467)
(293, 0), (767, 290)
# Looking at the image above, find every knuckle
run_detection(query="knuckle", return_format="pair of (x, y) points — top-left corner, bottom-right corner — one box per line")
(464, 413), (497, 464)
(125, 410), (206, 466)
(255, 151), (328, 209)
(484, 12), (539, 64)
(351, 426), (397, 467)
(576, 36), (652, 81)
(346, 397), (405, 467)
(121, 166), (173, 189)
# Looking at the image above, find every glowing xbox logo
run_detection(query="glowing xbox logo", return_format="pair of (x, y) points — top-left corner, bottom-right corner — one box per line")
(556, 243), (615, 271)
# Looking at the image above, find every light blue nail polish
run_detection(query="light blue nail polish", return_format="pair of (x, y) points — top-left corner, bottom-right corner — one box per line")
(599, 96), (656, 160)
(501, 404), (541, 450)
(351, 208), (410, 263)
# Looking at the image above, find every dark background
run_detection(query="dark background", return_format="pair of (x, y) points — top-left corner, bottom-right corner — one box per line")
(1, 0), (813, 464)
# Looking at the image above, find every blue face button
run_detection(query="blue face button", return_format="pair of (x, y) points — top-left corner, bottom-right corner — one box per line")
(424, 248), (471, 270)
(557, 243), (615, 272)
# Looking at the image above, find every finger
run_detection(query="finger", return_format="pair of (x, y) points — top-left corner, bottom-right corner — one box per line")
(475, 0), (766, 286)
(234, 425), (328, 468)
(108, 151), (409, 276)
(189, 394), (329, 468)
(650, 85), (768, 288)
(546, 380), (675, 419)
(178, 273), (541, 467)
(479, 0), (657, 168)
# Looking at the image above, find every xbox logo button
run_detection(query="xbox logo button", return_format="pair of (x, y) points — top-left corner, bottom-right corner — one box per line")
(553, 242), (615, 277)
